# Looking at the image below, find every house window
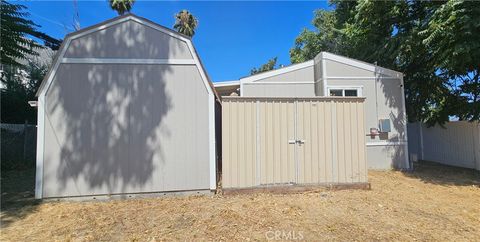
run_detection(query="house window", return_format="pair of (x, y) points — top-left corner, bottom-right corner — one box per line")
(344, 89), (358, 96)
(329, 89), (343, 96)
(328, 87), (362, 97)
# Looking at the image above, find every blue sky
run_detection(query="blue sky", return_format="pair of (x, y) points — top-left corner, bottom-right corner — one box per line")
(17, 1), (330, 82)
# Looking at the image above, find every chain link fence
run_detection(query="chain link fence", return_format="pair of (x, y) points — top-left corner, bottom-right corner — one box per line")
(1, 123), (37, 170)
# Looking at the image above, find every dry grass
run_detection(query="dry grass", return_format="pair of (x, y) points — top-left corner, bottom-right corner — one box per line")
(1, 162), (479, 241)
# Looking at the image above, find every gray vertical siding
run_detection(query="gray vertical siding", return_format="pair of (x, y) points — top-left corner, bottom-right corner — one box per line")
(325, 59), (375, 77)
(40, 18), (212, 198)
(241, 66), (315, 97)
(43, 64), (210, 197)
(244, 65), (314, 83)
(65, 21), (193, 59)
(242, 83), (315, 97)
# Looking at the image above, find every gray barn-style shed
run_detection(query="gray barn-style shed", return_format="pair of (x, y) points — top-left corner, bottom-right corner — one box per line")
(215, 52), (409, 170)
(35, 14), (219, 199)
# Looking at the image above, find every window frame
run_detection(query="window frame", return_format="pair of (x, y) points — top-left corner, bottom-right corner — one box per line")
(327, 86), (363, 97)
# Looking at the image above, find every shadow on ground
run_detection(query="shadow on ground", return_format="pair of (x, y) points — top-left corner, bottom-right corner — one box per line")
(1, 168), (39, 228)
(1, 160), (479, 229)
(405, 160), (480, 187)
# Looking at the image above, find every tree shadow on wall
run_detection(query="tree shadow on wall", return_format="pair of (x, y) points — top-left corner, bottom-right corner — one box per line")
(376, 68), (408, 169)
(45, 21), (181, 196)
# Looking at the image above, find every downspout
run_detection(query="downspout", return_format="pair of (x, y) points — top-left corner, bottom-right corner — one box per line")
(322, 53), (328, 96)
(419, 122), (424, 160)
(400, 73), (411, 170)
(374, 62), (379, 126)
(240, 80), (243, 97)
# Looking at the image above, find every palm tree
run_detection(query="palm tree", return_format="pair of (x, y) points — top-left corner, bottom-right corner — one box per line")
(109, 0), (135, 15)
(173, 10), (198, 37)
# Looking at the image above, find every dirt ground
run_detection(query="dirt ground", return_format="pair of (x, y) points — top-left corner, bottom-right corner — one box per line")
(1, 161), (479, 241)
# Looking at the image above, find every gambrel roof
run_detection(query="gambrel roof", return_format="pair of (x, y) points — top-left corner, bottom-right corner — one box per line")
(36, 14), (220, 101)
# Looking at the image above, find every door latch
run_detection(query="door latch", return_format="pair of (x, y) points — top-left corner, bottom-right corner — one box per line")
(288, 139), (306, 144)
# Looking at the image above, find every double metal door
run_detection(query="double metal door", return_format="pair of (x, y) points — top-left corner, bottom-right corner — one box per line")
(221, 97), (367, 189)
(257, 100), (332, 185)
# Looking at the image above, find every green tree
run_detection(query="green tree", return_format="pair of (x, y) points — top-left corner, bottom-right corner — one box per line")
(421, 0), (480, 121)
(250, 57), (279, 75)
(1, 1), (43, 66)
(340, 0), (401, 67)
(109, 0), (135, 15)
(339, 0), (451, 124)
(1, 0), (58, 123)
(1, 0), (61, 66)
(173, 10), (198, 37)
(290, 10), (344, 64)
(289, 0), (479, 124)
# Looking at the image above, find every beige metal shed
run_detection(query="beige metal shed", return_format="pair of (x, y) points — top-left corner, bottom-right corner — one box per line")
(216, 52), (409, 170)
(221, 97), (368, 190)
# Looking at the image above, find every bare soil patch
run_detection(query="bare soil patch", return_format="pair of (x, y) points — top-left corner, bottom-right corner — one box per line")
(1, 161), (479, 241)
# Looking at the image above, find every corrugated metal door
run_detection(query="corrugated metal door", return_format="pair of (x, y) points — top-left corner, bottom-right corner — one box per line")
(296, 100), (367, 184)
(222, 97), (367, 189)
(296, 100), (333, 184)
(258, 100), (296, 185)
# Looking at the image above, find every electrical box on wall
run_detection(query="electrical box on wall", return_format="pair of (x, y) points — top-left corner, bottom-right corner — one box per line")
(379, 119), (391, 132)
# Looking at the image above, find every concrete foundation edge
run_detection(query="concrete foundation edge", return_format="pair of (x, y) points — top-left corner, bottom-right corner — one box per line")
(222, 183), (371, 195)
(41, 189), (214, 202)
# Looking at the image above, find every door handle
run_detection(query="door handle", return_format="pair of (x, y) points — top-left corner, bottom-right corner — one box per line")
(288, 139), (305, 144)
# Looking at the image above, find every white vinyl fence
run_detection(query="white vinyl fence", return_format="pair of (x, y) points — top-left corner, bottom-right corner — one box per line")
(408, 121), (480, 170)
